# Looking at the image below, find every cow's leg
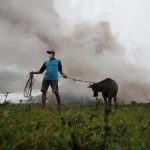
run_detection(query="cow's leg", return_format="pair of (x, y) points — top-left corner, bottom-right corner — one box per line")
(108, 97), (112, 112)
(95, 96), (99, 108)
(103, 97), (109, 123)
(103, 96), (108, 111)
(114, 96), (118, 109)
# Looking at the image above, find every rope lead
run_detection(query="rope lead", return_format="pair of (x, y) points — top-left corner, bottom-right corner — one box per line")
(59, 76), (95, 84)
(24, 74), (94, 98)
(24, 74), (35, 98)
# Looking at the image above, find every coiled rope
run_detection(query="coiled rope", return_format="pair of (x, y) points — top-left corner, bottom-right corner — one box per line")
(24, 74), (35, 98)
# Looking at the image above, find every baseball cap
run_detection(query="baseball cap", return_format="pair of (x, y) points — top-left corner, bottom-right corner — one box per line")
(47, 50), (55, 54)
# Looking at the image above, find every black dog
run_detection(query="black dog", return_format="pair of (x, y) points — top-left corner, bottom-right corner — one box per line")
(88, 78), (118, 112)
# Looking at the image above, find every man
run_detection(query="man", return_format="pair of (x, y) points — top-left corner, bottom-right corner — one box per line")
(30, 50), (67, 108)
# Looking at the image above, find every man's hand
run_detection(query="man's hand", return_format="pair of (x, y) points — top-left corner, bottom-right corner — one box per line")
(63, 74), (67, 78)
(29, 71), (34, 75)
(29, 70), (42, 75)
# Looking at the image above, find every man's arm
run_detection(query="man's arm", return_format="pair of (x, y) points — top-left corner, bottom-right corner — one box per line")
(58, 61), (67, 78)
(60, 71), (67, 78)
(30, 70), (42, 75)
(30, 63), (46, 75)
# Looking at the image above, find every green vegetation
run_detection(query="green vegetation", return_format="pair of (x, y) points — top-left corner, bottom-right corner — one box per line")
(0, 102), (150, 150)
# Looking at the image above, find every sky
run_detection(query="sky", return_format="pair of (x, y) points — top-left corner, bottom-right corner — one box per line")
(55, 0), (150, 64)
(0, 0), (150, 103)
(56, 0), (150, 64)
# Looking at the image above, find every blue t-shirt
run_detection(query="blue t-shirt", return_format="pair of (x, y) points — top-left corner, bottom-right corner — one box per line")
(40, 58), (62, 80)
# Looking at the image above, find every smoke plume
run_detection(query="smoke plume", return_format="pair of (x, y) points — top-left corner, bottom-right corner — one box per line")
(0, 0), (150, 102)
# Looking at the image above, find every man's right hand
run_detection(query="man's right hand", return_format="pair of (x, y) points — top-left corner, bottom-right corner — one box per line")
(29, 71), (34, 75)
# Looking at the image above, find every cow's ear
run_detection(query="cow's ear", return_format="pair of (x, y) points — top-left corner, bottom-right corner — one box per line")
(87, 84), (92, 88)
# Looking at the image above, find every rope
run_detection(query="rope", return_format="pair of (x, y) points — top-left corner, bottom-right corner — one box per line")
(23, 74), (94, 98)
(59, 76), (95, 84)
(24, 74), (35, 98)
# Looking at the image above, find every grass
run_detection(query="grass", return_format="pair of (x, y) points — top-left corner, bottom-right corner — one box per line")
(0, 102), (150, 150)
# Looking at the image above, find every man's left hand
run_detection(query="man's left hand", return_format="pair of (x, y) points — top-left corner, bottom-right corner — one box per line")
(63, 74), (67, 78)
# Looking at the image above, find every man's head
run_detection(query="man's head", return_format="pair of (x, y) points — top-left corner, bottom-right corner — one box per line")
(47, 50), (55, 59)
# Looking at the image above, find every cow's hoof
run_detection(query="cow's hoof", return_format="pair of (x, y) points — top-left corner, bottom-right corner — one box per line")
(105, 108), (112, 113)
(104, 125), (112, 131)
(108, 108), (112, 113)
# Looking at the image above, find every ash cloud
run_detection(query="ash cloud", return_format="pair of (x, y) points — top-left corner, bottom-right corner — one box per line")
(0, 0), (150, 102)
(58, 21), (150, 102)
(0, 69), (41, 93)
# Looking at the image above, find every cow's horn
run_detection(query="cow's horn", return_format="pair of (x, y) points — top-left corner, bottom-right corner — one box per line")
(87, 84), (92, 88)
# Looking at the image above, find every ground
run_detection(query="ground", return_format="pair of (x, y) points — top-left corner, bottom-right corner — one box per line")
(0, 102), (150, 150)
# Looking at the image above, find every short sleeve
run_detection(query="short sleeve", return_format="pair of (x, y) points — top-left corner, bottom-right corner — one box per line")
(58, 60), (62, 72)
(40, 63), (46, 73)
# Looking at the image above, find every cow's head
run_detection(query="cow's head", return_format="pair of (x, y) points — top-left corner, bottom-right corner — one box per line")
(88, 83), (98, 97)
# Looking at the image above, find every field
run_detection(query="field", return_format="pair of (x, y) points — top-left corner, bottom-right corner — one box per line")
(0, 102), (150, 150)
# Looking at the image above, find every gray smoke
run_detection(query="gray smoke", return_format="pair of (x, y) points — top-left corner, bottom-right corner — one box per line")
(0, 0), (150, 102)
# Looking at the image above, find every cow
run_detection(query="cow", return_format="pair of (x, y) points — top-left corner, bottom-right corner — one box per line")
(88, 78), (118, 112)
